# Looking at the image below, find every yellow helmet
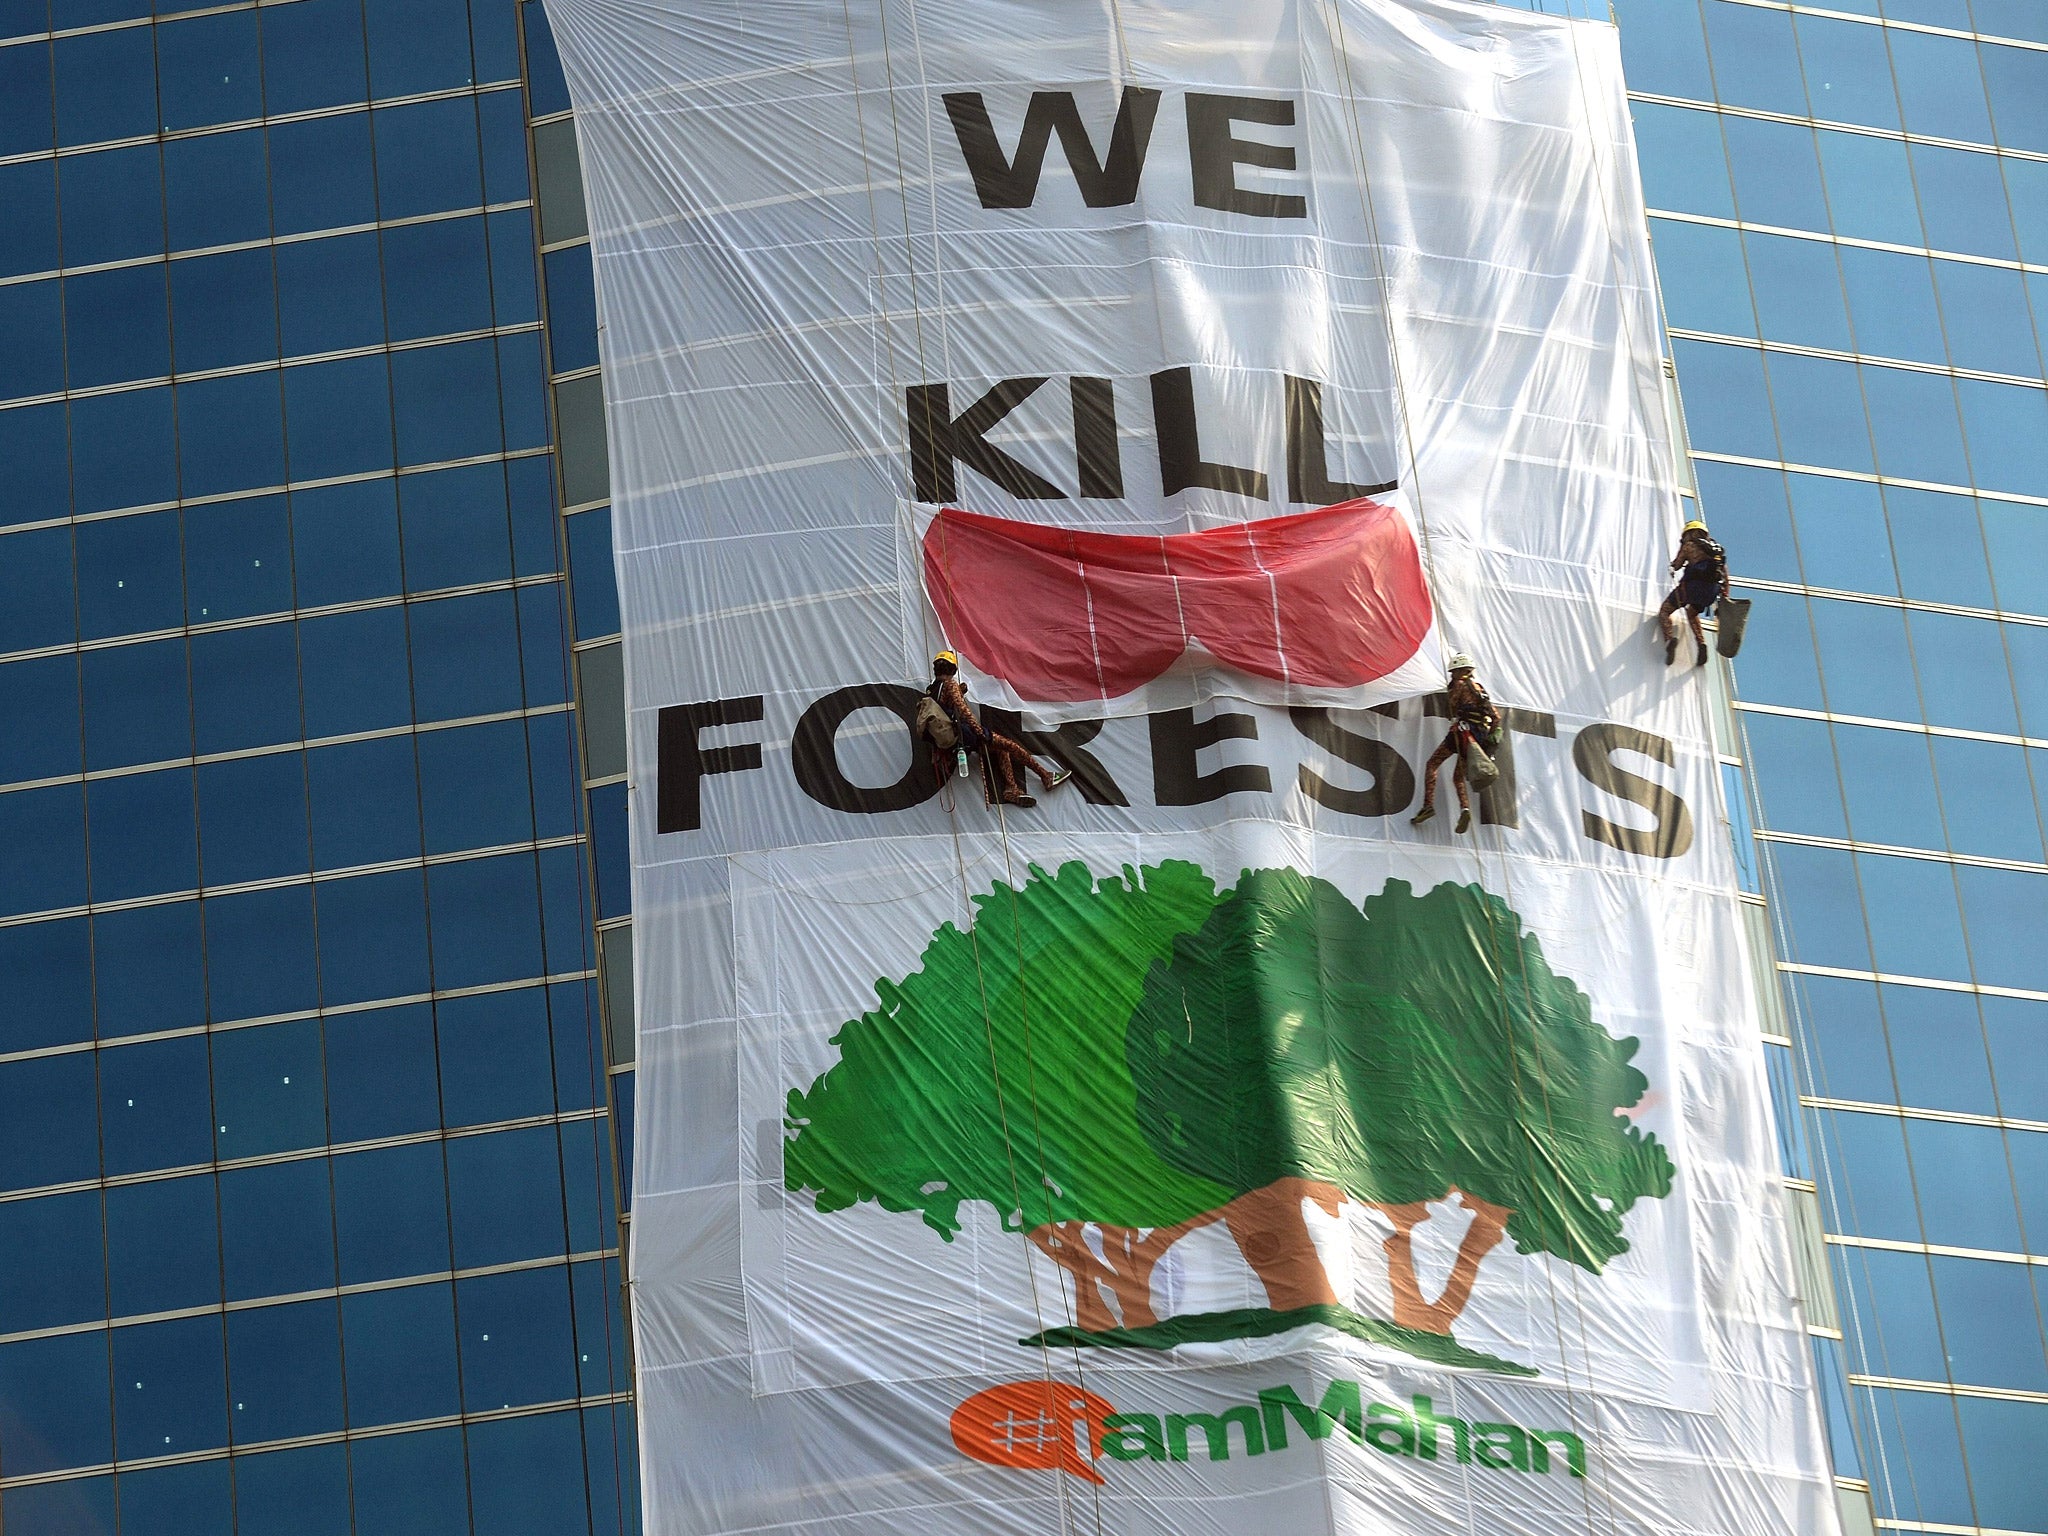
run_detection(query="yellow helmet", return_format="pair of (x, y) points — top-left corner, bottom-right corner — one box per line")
(1683, 519), (1708, 534)
(933, 650), (959, 670)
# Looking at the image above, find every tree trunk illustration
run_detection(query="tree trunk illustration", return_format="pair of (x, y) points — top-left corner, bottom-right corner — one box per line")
(1220, 1177), (1346, 1311)
(1027, 1211), (1221, 1331)
(1376, 1191), (1512, 1334)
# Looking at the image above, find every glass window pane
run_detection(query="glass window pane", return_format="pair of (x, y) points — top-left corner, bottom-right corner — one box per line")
(197, 752), (309, 888)
(53, 24), (154, 146)
(408, 589), (525, 720)
(466, 1410), (590, 1536)
(1862, 365), (1967, 489)
(1741, 712), (1844, 837)
(1957, 1395), (2048, 1533)
(1933, 259), (2041, 380)
(1910, 143), (2017, 261)
(313, 868), (431, 1006)
(1811, 596), (1916, 720)
(1884, 487), (1992, 610)
(1724, 115), (1828, 231)
(170, 247), (278, 373)
(1983, 995), (2048, 1122)
(65, 264), (169, 390)
(184, 494), (291, 623)
(324, 1002), (440, 1142)
(0, 400), (70, 528)
(0, 158), (60, 279)
(447, 1124), (564, 1268)
(117, 1449), (232, 1532)
(1816, 129), (1921, 248)
(1929, 735), (2036, 862)
(392, 337), (505, 466)
(156, 10), (260, 133)
(522, 1), (570, 117)
(0, 276), (64, 397)
(1955, 864), (2048, 994)
(364, 0), (474, 98)
(1749, 237), (1851, 351)
(219, 1158), (336, 1303)
(1766, 841), (1867, 969)
(1955, 377), (2048, 502)
(0, 1190), (104, 1333)
(283, 355), (394, 480)
(499, 330), (549, 452)
(1766, 352), (1871, 473)
(299, 606), (410, 738)
(0, 1332), (112, 1475)
(76, 509), (181, 641)
(1858, 849), (1969, 982)
(212, 1019), (325, 1157)
(1930, 1255), (2048, 1393)
(1831, 722), (1941, 850)
(58, 143), (163, 266)
(1703, 0), (1806, 115)
(306, 735), (420, 870)
(290, 478), (402, 608)
(1611, 0), (1712, 100)
(0, 918), (95, 1055)
(1650, 219), (1753, 337)
(106, 1173), (220, 1316)
(437, 984), (555, 1126)
(333, 1141), (450, 1284)
(71, 387), (177, 515)
(1789, 974), (1893, 1104)
(1889, 29), (1994, 145)
(1671, 339), (1775, 459)
(591, 781), (627, 920)
(81, 637), (190, 771)
(1787, 473), (1895, 597)
(429, 852), (545, 991)
(544, 245), (600, 372)
(225, 1299), (345, 1444)
(0, 36), (52, 158)
(100, 1035), (212, 1176)
(373, 97), (483, 221)
(1795, 13), (1899, 130)
(190, 621), (301, 755)
(532, 119), (588, 247)
(1819, 1106), (1915, 1238)
(400, 460), (513, 591)
(489, 206), (541, 326)
(347, 1427), (470, 1536)
(1729, 591), (1823, 709)
(0, 781), (83, 917)
(267, 111), (376, 236)
(382, 215), (492, 343)
(233, 1444), (351, 1536)
(163, 127), (271, 252)
(341, 1283), (461, 1425)
(1835, 1245), (1941, 1379)
(86, 766), (197, 902)
(93, 900), (205, 1039)
(1906, 610), (2018, 734)
(1909, 1118), (2023, 1252)
(260, 0), (367, 116)
(0, 655), (82, 785)
(1983, 39), (2048, 154)
(456, 1263), (576, 1409)
(275, 230), (385, 356)
(179, 370), (288, 500)
(418, 718), (534, 856)
(479, 88), (530, 203)
(204, 885), (319, 1024)
(111, 1315), (228, 1458)
(1885, 982), (1996, 1116)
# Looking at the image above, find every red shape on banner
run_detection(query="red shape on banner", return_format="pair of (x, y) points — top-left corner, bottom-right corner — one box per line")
(921, 496), (1433, 703)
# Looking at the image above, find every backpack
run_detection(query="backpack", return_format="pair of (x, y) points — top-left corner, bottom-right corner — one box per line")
(914, 694), (958, 750)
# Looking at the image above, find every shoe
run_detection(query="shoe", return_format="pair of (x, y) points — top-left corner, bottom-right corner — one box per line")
(1663, 636), (1678, 666)
(1043, 767), (1074, 790)
(1455, 808), (1472, 834)
(1695, 641), (1709, 667)
(1003, 793), (1036, 809)
(1410, 805), (1436, 825)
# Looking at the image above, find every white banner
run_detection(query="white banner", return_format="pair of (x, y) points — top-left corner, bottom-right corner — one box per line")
(542, 0), (1841, 1531)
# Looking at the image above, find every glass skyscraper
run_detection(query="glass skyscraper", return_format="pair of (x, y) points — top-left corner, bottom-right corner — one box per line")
(1, 2), (2042, 1535)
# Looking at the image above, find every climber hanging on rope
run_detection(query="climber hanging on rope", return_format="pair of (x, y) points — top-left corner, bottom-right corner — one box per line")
(916, 651), (1072, 809)
(1410, 652), (1501, 835)
(1658, 518), (1730, 667)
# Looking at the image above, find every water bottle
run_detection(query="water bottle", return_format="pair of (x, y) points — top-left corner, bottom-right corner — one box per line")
(955, 747), (970, 778)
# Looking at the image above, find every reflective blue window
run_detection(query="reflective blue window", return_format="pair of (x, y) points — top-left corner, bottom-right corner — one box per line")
(349, 1430), (474, 1536)
(1908, 1117), (2026, 1252)
(447, 1125), (565, 1267)
(157, 11), (261, 133)
(0, 918), (94, 1055)
(1744, 232), (1849, 353)
(1740, 712), (1844, 839)
(0, 781), (84, 917)
(101, 1036), (212, 1176)
(1958, 1395), (2048, 1531)
(529, 714), (582, 841)
(53, 24), (154, 147)
(0, 655), (81, 784)
(1884, 488), (1992, 611)
(1765, 352), (1870, 473)
(219, 1158), (336, 1303)
(81, 638), (190, 771)
(437, 984), (555, 1126)
(76, 510), (180, 641)
(1632, 103), (1735, 220)
(205, 885), (320, 1023)
(267, 111), (377, 236)
(342, 1283), (462, 1425)
(212, 1019), (325, 1156)
(64, 263), (169, 389)
(1785, 473), (1894, 596)
(261, 0), (368, 116)
(1984, 996), (2048, 1122)
(185, 495), (291, 623)
(1863, 366), (1968, 488)
(571, 1257), (628, 1395)
(54, 0), (149, 25)
(559, 1113), (616, 1253)
(117, 1454), (232, 1535)
(548, 979), (601, 1114)
(591, 781), (628, 921)
(198, 752), (309, 887)
(374, 97), (484, 221)
(1929, 736), (2032, 864)
(300, 606), (410, 738)
(545, 246), (601, 373)
(1836, 721), (1943, 851)
(474, 0), (522, 83)
(1703, 1), (1806, 116)
(430, 852), (545, 990)
(419, 719), (534, 856)
(1767, 841), (1867, 969)
(170, 247), (278, 373)
(1611, 0), (1712, 100)
(1795, 14), (1899, 131)
(307, 735), (420, 869)
(2011, 158), (2048, 268)
(480, 88), (531, 203)
(291, 478), (403, 608)
(86, 767), (197, 902)
(1790, 975), (1890, 1104)
(1905, 611), (2018, 734)
(384, 215), (493, 344)
(468, 1410), (592, 1536)
(0, 1191), (103, 1332)
(1819, 1106), (1917, 1238)
(365, 0), (475, 98)
(0, 37), (52, 158)
(233, 1444), (351, 1536)
(164, 127), (271, 252)
(1856, 849), (1970, 981)
(113, 1314), (228, 1458)
(70, 387), (176, 514)
(409, 589), (526, 720)
(0, 159), (60, 279)
(500, 330), (550, 451)
(1933, 259), (2040, 379)
(540, 845), (593, 977)
(180, 370), (289, 499)
(457, 1263), (577, 1409)
(523, 1), (571, 117)
(106, 1173), (220, 1316)
(1889, 29), (1994, 145)
(283, 354), (395, 479)
(226, 1299), (346, 1444)
(1723, 116), (1828, 232)
(313, 868), (432, 1006)
(519, 586), (567, 704)
(586, 1402), (639, 1535)
(93, 900), (206, 1039)
(276, 230), (384, 357)
(1911, 143), (2018, 261)
(1835, 1246), (1941, 1379)
(1814, 130), (1921, 249)
(1954, 377), (2048, 501)
(0, 402), (67, 538)
(0, 1331), (112, 1475)
(1930, 1255), (2048, 1391)
(490, 208), (541, 328)
(58, 143), (163, 266)
(324, 1002), (440, 1142)
(393, 337), (505, 466)
(1812, 595), (1917, 720)
(401, 460), (513, 590)
(1983, 42), (2048, 155)
(1669, 340), (1775, 459)
(0, 276), (64, 397)
(333, 1141), (451, 1284)
(1954, 865), (2048, 993)
(190, 621), (300, 755)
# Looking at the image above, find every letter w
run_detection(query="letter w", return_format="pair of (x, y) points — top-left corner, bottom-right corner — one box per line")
(943, 89), (1161, 208)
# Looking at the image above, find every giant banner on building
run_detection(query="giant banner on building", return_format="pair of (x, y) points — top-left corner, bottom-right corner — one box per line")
(543, 0), (1841, 1531)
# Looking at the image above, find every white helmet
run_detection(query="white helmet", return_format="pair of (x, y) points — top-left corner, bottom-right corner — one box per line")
(1447, 651), (1475, 673)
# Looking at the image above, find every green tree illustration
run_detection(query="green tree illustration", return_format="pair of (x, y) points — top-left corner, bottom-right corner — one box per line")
(1126, 871), (1675, 1336)
(782, 859), (1232, 1330)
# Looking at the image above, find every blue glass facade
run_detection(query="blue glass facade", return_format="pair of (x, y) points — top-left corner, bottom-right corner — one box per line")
(0, 2), (636, 1532)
